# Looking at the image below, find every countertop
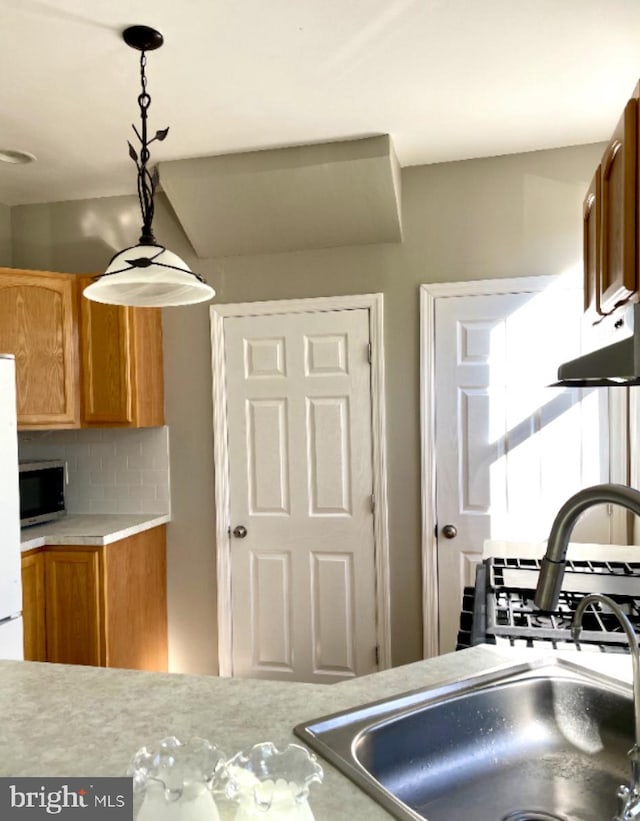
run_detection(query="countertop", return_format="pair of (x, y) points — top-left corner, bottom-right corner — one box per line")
(20, 513), (170, 550)
(0, 646), (633, 819)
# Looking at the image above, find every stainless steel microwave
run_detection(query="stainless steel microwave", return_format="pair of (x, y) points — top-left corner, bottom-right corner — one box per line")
(19, 460), (67, 528)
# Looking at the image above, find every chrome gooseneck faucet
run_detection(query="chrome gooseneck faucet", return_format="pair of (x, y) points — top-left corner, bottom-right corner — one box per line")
(533, 483), (640, 821)
(534, 484), (640, 611)
(572, 595), (640, 821)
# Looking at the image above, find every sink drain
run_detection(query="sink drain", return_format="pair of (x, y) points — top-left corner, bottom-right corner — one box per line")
(502, 813), (567, 821)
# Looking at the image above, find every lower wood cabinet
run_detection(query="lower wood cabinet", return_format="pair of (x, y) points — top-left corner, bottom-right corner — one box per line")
(21, 526), (167, 672)
(45, 548), (102, 666)
(21, 549), (47, 662)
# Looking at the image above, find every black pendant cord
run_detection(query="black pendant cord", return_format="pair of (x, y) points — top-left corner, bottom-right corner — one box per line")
(127, 49), (170, 246)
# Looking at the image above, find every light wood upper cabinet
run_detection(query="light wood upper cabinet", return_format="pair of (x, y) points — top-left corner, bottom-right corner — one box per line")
(0, 269), (80, 428)
(78, 275), (164, 427)
(0, 268), (164, 430)
(21, 549), (47, 662)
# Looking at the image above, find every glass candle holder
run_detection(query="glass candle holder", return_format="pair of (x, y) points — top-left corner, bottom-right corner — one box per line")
(225, 742), (324, 820)
(128, 735), (226, 821)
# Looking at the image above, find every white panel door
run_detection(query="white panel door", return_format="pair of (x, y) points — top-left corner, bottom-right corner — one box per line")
(435, 285), (612, 653)
(224, 308), (378, 681)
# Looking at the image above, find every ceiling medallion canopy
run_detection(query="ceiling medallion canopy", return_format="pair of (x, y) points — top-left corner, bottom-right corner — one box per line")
(84, 25), (215, 308)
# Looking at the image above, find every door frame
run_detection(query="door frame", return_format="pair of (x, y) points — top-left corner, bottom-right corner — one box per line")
(419, 274), (610, 658)
(211, 293), (391, 677)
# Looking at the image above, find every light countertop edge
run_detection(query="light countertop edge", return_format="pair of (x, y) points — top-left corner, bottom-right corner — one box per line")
(0, 645), (633, 820)
(20, 513), (171, 550)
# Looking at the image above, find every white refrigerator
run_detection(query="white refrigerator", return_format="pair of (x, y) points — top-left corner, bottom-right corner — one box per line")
(0, 354), (23, 659)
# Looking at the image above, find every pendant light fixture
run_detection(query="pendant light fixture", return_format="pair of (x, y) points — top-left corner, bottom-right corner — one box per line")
(84, 25), (215, 308)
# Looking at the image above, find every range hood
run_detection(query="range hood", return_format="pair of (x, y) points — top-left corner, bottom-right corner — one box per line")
(552, 303), (640, 387)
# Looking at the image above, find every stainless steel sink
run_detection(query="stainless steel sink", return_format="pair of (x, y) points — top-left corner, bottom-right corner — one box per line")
(294, 658), (633, 821)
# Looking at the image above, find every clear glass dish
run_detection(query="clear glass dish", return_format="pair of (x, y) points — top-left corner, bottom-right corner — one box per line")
(128, 735), (227, 821)
(225, 742), (324, 820)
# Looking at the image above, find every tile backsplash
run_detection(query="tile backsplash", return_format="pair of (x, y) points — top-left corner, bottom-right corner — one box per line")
(18, 427), (171, 515)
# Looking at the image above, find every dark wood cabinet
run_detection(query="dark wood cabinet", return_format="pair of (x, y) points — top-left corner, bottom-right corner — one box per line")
(599, 98), (637, 314)
(583, 166), (601, 319)
(583, 85), (640, 318)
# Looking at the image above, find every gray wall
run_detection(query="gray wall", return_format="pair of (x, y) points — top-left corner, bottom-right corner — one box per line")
(0, 202), (11, 266)
(10, 142), (605, 674)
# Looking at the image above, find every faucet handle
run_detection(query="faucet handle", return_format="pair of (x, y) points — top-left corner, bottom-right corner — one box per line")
(614, 784), (631, 821)
(627, 749), (640, 820)
(617, 784), (630, 818)
(616, 780), (640, 820)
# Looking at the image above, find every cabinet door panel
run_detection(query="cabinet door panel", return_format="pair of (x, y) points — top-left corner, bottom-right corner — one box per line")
(131, 307), (164, 427)
(102, 527), (168, 671)
(583, 166), (601, 319)
(79, 276), (164, 427)
(45, 550), (103, 666)
(0, 271), (79, 427)
(21, 550), (47, 662)
(600, 98), (637, 314)
(80, 279), (134, 424)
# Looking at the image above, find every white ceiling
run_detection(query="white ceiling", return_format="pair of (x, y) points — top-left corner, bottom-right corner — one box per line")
(1, 0), (640, 205)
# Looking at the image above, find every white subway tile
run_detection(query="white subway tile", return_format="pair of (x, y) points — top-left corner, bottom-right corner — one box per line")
(89, 499), (113, 514)
(116, 469), (142, 486)
(18, 427), (171, 515)
(126, 449), (155, 469)
(137, 485), (157, 500)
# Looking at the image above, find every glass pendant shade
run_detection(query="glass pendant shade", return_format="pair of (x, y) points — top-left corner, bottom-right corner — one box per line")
(83, 245), (215, 307)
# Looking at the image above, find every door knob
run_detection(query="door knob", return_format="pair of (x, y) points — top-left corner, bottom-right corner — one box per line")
(232, 525), (248, 539)
(441, 524), (457, 539)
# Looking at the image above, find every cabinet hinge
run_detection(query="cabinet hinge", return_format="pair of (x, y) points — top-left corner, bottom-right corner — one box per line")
(370, 493), (375, 513)
(367, 342), (372, 364)
(227, 526), (231, 537)
(375, 645), (380, 666)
